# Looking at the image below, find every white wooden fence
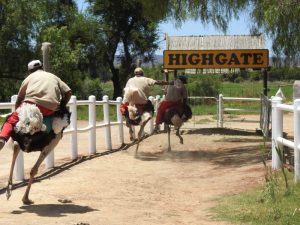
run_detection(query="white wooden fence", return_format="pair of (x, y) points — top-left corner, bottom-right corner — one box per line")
(0, 93), (275, 181)
(271, 96), (300, 182)
(218, 94), (261, 128)
(0, 95), (160, 181)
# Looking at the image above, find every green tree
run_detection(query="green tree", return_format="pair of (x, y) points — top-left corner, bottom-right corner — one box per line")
(249, 0), (300, 64)
(166, 0), (247, 32)
(0, 0), (42, 80)
(87, 0), (162, 99)
(0, 0), (46, 100)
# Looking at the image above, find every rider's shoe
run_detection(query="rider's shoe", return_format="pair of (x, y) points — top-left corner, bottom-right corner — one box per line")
(0, 138), (6, 150)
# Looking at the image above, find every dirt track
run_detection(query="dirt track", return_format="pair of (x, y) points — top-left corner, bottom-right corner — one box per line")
(0, 114), (293, 225)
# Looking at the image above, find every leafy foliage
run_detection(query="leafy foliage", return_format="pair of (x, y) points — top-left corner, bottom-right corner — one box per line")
(187, 75), (220, 97)
(87, 0), (162, 98)
(250, 0), (300, 62)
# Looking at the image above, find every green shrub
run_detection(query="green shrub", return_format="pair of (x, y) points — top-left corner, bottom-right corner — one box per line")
(187, 75), (220, 97)
(220, 72), (239, 82)
(249, 71), (261, 81)
(99, 81), (114, 100)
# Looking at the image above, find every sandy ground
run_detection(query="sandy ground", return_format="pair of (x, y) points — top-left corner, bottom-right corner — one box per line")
(0, 113), (295, 225)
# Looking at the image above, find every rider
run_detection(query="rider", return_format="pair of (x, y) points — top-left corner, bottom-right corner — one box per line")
(154, 74), (191, 132)
(120, 67), (170, 124)
(0, 60), (72, 150)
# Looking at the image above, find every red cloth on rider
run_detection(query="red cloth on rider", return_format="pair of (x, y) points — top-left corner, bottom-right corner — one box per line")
(120, 102), (129, 116)
(0, 102), (55, 141)
(155, 100), (183, 125)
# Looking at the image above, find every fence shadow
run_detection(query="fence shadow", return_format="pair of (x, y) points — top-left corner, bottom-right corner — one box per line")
(184, 127), (263, 136)
(0, 147), (125, 195)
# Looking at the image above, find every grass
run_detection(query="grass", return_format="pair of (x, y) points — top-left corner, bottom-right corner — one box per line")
(220, 81), (294, 101)
(212, 141), (300, 225)
(76, 105), (118, 121)
(212, 174), (300, 225)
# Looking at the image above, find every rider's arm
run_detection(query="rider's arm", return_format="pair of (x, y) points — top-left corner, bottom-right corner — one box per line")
(155, 80), (173, 86)
(61, 90), (72, 108)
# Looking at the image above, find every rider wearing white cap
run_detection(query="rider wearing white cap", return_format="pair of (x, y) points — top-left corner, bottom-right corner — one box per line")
(120, 67), (171, 127)
(0, 60), (72, 149)
(27, 60), (43, 72)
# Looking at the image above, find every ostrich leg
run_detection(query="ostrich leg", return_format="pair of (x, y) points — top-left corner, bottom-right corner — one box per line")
(135, 117), (151, 156)
(6, 142), (21, 200)
(167, 125), (171, 152)
(175, 128), (183, 144)
(129, 125), (135, 141)
(22, 133), (62, 205)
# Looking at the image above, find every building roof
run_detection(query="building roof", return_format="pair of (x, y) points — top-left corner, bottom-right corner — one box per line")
(165, 34), (265, 50)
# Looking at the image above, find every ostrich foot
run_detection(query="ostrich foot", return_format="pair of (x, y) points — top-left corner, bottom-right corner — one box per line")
(22, 197), (34, 205)
(6, 181), (12, 200)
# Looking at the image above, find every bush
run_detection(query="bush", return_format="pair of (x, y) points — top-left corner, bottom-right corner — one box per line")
(187, 75), (220, 97)
(220, 72), (239, 82)
(74, 78), (114, 100)
(249, 71), (261, 81)
(100, 82), (114, 100)
(0, 79), (22, 102)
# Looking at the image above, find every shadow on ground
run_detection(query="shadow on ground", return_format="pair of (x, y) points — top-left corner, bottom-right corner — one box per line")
(185, 127), (263, 136)
(11, 203), (97, 217)
(0, 127), (268, 195)
(0, 147), (124, 195)
(135, 127), (270, 168)
(136, 145), (265, 167)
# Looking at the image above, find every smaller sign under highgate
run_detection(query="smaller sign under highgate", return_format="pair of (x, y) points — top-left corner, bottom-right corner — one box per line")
(163, 49), (269, 69)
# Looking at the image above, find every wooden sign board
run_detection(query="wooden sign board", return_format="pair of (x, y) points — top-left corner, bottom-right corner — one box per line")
(163, 49), (269, 69)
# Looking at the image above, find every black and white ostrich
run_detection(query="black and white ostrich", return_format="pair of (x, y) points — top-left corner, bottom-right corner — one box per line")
(162, 104), (192, 151)
(5, 103), (70, 205)
(123, 87), (154, 156)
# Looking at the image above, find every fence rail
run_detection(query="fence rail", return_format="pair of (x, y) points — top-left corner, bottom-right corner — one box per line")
(271, 96), (300, 182)
(0, 93), (270, 181)
(0, 95), (162, 181)
(218, 94), (261, 128)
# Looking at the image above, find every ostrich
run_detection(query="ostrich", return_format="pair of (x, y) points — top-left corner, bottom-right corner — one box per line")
(162, 108), (184, 151)
(122, 87), (154, 155)
(161, 104), (192, 151)
(5, 103), (70, 205)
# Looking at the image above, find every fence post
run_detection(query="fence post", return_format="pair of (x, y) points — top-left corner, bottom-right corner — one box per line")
(271, 96), (282, 169)
(218, 94), (223, 128)
(89, 95), (96, 155)
(149, 96), (155, 133)
(69, 95), (78, 160)
(294, 99), (300, 182)
(42, 42), (55, 169)
(11, 95), (24, 181)
(116, 97), (124, 145)
(45, 146), (55, 169)
(103, 95), (112, 150)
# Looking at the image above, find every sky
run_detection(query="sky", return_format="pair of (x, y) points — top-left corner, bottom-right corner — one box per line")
(76, 0), (272, 56)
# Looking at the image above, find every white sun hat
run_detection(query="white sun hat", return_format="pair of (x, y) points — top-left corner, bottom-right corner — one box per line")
(27, 60), (42, 71)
